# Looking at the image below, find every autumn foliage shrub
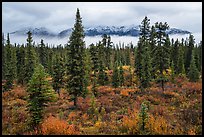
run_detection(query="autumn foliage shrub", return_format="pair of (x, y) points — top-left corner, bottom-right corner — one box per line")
(120, 109), (140, 134)
(41, 115), (79, 135)
(146, 114), (169, 135)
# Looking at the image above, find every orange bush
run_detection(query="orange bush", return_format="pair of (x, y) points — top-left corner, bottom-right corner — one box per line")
(146, 114), (169, 135)
(120, 90), (129, 96)
(41, 115), (79, 135)
(120, 109), (140, 134)
(163, 90), (179, 98)
(182, 82), (202, 94)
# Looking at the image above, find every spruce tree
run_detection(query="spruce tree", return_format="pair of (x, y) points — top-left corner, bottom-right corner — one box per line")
(119, 63), (124, 87)
(3, 33), (15, 91)
(153, 22), (170, 91)
(138, 16), (152, 90)
(149, 25), (157, 79)
(106, 35), (113, 69)
(83, 48), (91, 97)
(2, 33), (5, 80)
(39, 39), (48, 70)
(177, 46), (185, 75)
(98, 60), (106, 86)
(194, 46), (201, 73)
(90, 43), (100, 96)
(112, 61), (119, 88)
(140, 45), (152, 89)
(135, 37), (143, 80)
(197, 41), (202, 73)
(27, 64), (57, 129)
(66, 8), (86, 108)
(52, 54), (65, 96)
(47, 48), (53, 76)
(125, 47), (131, 66)
(170, 60), (175, 83)
(25, 31), (37, 84)
(185, 34), (195, 73)
(16, 44), (26, 85)
(188, 50), (200, 82)
(171, 39), (179, 74)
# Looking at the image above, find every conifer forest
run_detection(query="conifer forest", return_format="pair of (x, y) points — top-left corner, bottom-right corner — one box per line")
(2, 8), (202, 135)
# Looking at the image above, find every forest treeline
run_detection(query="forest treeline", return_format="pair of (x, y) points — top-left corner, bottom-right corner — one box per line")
(2, 8), (202, 131)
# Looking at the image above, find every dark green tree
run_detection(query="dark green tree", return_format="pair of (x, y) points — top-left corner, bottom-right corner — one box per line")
(52, 54), (65, 96)
(135, 37), (143, 80)
(27, 64), (57, 129)
(112, 61), (119, 88)
(39, 39), (48, 70)
(83, 48), (91, 97)
(153, 22), (170, 91)
(140, 45), (152, 89)
(139, 16), (152, 90)
(106, 35), (113, 69)
(149, 25), (157, 79)
(171, 39), (179, 74)
(98, 60), (107, 86)
(16, 44), (26, 85)
(3, 33), (16, 91)
(125, 47), (131, 66)
(188, 50), (200, 82)
(185, 34), (195, 73)
(177, 46), (185, 75)
(25, 31), (37, 84)
(2, 33), (5, 80)
(90, 43), (100, 96)
(47, 47), (53, 76)
(119, 63), (124, 87)
(66, 8), (86, 108)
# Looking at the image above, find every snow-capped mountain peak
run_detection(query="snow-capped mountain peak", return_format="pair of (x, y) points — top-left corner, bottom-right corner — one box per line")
(10, 25), (191, 38)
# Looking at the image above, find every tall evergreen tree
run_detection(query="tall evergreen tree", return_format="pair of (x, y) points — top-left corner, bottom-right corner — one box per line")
(3, 33), (16, 91)
(112, 61), (120, 88)
(66, 8), (86, 108)
(177, 45), (185, 75)
(153, 22), (170, 91)
(52, 54), (65, 96)
(171, 39), (179, 74)
(135, 37), (143, 80)
(188, 50), (200, 82)
(140, 45), (152, 89)
(149, 25), (157, 79)
(39, 39), (48, 70)
(106, 35), (113, 69)
(197, 41), (202, 72)
(119, 63), (124, 87)
(185, 34), (195, 73)
(2, 33), (5, 80)
(90, 43), (100, 96)
(16, 44), (26, 85)
(125, 47), (131, 66)
(98, 60), (107, 86)
(137, 16), (152, 89)
(139, 16), (150, 40)
(47, 47), (53, 76)
(83, 48), (91, 97)
(25, 31), (37, 84)
(27, 64), (57, 129)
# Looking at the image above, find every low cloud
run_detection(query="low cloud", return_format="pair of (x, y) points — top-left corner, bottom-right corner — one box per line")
(3, 2), (202, 35)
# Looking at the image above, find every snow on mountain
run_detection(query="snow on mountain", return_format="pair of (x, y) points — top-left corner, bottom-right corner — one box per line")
(10, 27), (57, 38)
(9, 25), (191, 39)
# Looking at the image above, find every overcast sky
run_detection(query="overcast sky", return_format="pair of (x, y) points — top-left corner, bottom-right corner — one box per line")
(2, 2), (202, 34)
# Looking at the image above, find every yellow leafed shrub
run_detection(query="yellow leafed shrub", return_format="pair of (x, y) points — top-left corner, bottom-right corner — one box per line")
(41, 116), (79, 135)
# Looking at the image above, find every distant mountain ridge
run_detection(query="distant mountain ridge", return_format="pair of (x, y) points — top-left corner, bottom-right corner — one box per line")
(10, 25), (191, 38)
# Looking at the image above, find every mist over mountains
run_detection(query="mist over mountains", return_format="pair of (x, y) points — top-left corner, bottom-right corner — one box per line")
(9, 25), (191, 39)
